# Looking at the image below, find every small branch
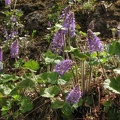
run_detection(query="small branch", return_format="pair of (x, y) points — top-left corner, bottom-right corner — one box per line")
(24, 100), (50, 119)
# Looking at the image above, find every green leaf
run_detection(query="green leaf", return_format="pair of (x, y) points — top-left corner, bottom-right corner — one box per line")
(103, 100), (112, 112)
(20, 97), (33, 113)
(62, 103), (74, 117)
(55, 24), (63, 29)
(12, 95), (20, 101)
(0, 74), (19, 83)
(108, 41), (120, 55)
(79, 31), (87, 37)
(1, 106), (10, 115)
(14, 59), (24, 68)
(40, 85), (59, 98)
(72, 49), (88, 60)
(72, 99), (83, 109)
(58, 72), (73, 85)
(23, 60), (39, 71)
(51, 100), (64, 109)
(47, 72), (58, 84)
(0, 84), (11, 96)
(18, 79), (35, 89)
(64, 46), (77, 53)
(0, 97), (7, 107)
(43, 50), (63, 64)
(39, 72), (58, 84)
(104, 76), (120, 94)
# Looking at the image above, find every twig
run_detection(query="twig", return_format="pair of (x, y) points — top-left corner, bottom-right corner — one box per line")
(81, 60), (85, 96)
(24, 100), (50, 118)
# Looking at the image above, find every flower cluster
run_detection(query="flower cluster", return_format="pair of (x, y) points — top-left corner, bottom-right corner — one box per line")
(87, 29), (103, 53)
(5, 0), (11, 5)
(62, 12), (76, 37)
(10, 40), (19, 58)
(54, 59), (73, 76)
(51, 7), (76, 54)
(66, 84), (82, 104)
(51, 29), (64, 54)
(4, 30), (18, 40)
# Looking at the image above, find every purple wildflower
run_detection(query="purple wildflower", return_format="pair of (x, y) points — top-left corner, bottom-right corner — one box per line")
(5, 0), (11, 5)
(54, 59), (73, 76)
(51, 29), (64, 54)
(66, 84), (82, 104)
(87, 29), (103, 53)
(10, 40), (19, 58)
(62, 12), (76, 37)
(9, 31), (18, 39)
(0, 47), (3, 62)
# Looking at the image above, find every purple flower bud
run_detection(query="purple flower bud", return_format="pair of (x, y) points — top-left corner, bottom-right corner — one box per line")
(4, 29), (8, 35)
(5, 0), (11, 5)
(117, 23), (120, 39)
(54, 59), (73, 76)
(11, 15), (16, 22)
(10, 40), (19, 58)
(47, 21), (51, 27)
(88, 20), (94, 31)
(51, 29), (64, 54)
(87, 29), (103, 53)
(62, 12), (76, 37)
(0, 47), (3, 62)
(66, 84), (82, 104)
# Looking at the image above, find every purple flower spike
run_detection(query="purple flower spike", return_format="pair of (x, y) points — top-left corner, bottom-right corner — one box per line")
(0, 47), (3, 62)
(66, 84), (82, 104)
(62, 12), (76, 37)
(60, 6), (71, 19)
(10, 40), (19, 58)
(54, 59), (73, 76)
(51, 29), (64, 55)
(87, 29), (103, 53)
(5, 0), (11, 5)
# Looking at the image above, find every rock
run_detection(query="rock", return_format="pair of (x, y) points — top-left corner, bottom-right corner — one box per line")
(16, 3), (45, 15)
(76, 0), (120, 38)
(24, 10), (48, 34)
